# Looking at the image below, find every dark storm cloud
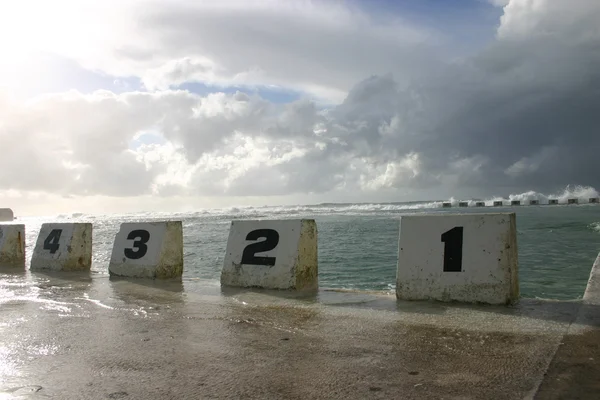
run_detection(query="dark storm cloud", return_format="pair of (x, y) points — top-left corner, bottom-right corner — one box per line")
(317, 21), (600, 194)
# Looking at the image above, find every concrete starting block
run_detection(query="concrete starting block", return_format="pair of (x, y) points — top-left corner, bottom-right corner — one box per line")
(475, 201), (485, 207)
(0, 208), (14, 222)
(396, 213), (519, 305)
(458, 202), (468, 207)
(548, 199), (559, 205)
(0, 224), (25, 268)
(510, 200), (521, 206)
(493, 201), (503, 207)
(529, 200), (539, 205)
(221, 219), (318, 290)
(442, 202), (451, 208)
(30, 223), (92, 271)
(108, 221), (183, 279)
(568, 198), (579, 204)
(590, 198), (599, 204)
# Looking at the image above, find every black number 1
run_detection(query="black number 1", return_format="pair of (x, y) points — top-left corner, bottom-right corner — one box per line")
(241, 229), (280, 266)
(124, 229), (150, 259)
(43, 229), (63, 254)
(441, 226), (463, 272)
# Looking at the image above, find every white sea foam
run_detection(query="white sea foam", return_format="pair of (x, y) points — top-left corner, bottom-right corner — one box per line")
(502, 185), (599, 205)
(15, 185), (599, 221)
(199, 185), (599, 215)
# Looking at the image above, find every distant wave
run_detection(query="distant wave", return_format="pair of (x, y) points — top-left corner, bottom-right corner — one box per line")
(438, 185), (599, 207)
(31, 185), (599, 220)
(195, 185), (599, 218)
(590, 222), (600, 234)
(499, 185), (599, 205)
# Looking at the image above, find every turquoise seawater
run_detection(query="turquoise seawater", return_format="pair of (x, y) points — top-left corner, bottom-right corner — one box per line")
(16, 201), (600, 301)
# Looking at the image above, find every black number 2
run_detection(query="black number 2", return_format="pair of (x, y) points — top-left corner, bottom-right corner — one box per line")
(43, 229), (63, 254)
(124, 229), (150, 260)
(441, 226), (463, 272)
(241, 229), (280, 266)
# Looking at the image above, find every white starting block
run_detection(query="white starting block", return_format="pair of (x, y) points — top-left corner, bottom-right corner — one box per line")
(30, 223), (93, 271)
(396, 213), (519, 305)
(221, 219), (318, 290)
(0, 224), (25, 268)
(108, 221), (183, 279)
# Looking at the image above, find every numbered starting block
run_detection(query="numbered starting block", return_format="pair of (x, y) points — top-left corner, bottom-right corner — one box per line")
(108, 221), (183, 279)
(31, 223), (93, 271)
(396, 213), (519, 305)
(0, 224), (25, 268)
(221, 219), (318, 290)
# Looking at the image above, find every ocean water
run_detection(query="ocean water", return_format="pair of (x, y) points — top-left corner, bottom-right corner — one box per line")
(9, 187), (600, 301)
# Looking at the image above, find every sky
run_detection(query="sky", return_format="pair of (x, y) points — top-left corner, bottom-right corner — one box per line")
(0, 0), (599, 216)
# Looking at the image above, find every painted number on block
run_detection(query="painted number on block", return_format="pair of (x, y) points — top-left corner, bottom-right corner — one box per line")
(241, 229), (280, 266)
(124, 229), (150, 260)
(441, 226), (463, 272)
(43, 229), (62, 254)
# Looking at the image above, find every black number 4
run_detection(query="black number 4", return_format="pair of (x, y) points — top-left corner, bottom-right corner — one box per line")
(241, 229), (280, 266)
(43, 229), (63, 254)
(124, 229), (150, 260)
(441, 226), (463, 272)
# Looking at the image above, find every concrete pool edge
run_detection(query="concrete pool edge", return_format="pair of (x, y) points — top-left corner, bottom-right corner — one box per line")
(582, 251), (600, 305)
(531, 251), (600, 399)
(1, 254), (599, 399)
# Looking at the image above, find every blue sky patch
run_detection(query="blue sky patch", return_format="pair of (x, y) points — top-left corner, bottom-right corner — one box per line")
(176, 82), (302, 104)
(129, 130), (168, 150)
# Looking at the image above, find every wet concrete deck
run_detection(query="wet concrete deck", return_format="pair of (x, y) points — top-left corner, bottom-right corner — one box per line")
(0, 255), (599, 399)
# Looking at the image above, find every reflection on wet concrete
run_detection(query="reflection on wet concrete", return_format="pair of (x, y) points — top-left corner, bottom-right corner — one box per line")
(109, 276), (185, 303)
(0, 271), (598, 399)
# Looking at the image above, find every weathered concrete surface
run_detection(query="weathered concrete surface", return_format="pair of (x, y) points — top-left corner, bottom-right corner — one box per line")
(30, 223), (93, 271)
(396, 213), (519, 305)
(221, 219), (318, 290)
(0, 271), (598, 400)
(534, 252), (600, 399)
(108, 221), (183, 279)
(0, 224), (25, 269)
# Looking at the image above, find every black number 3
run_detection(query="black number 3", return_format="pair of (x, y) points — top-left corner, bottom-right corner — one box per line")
(43, 229), (63, 254)
(441, 226), (463, 272)
(124, 229), (150, 259)
(241, 229), (280, 266)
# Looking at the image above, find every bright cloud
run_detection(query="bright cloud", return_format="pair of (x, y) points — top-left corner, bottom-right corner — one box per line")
(0, 0), (442, 103)
(0, 0), (599, 215)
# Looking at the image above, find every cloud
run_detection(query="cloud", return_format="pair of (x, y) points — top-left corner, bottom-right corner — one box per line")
(497, 0), (600, 41)
(0, 0), (444, 104)
(488, 0), (510, 7)
(1, 0), (599, 213)
(504, 146), (558, 178)
(0, 89), (344, 198)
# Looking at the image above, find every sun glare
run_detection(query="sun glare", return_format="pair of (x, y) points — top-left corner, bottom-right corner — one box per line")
(0, 0), (136, 92)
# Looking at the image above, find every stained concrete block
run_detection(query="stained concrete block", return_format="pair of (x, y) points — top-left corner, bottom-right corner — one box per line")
(109, 221), (183, 279)
(31, 223), (92, 271)
(396, 213), (519, 305)
(221, 219), (318, 290)
(0, 224), (25, 268)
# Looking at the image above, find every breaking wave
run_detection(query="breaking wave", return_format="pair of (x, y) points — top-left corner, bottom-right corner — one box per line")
(26, 185), (599, 221)
(196, 185), (599, 217)
(500, 185), (599, 204)
(443, 185), (599, 207)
